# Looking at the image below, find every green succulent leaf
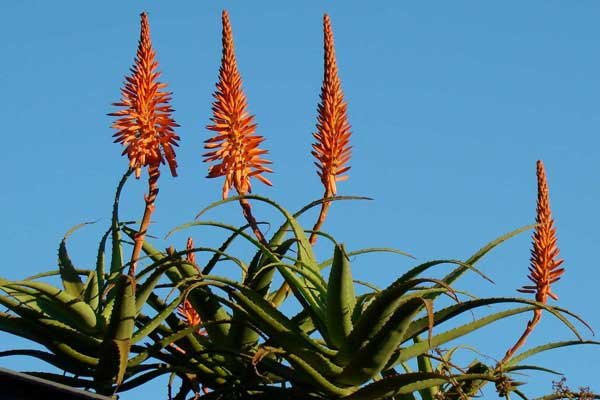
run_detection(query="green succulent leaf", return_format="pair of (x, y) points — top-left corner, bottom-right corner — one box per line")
(132, 293), (183, 344)
(337, 298), (424, 386)
(3, 280), (97, 333)
(95, 227), (111, 305)
(442, 224), (534, 288)
(327, 244), (356, 349)
(505, 340), (600, 368)
(341, 372), (495, 400)
(96, 274), (135, 388)
(392, 299), (588, 368)
(339, 278), (446, 364)
(319, 247), (416, 270)
(82, 271), (99, 311)
(58, 222), (92, 297)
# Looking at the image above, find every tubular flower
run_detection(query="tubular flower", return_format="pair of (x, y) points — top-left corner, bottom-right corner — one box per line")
(517, 160), (565, 303)
(312, 14), (352, 196)
(111, 12), (179, 179)
(204, 10), (272, 199)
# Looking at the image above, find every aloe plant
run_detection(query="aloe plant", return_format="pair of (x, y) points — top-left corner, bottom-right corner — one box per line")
(0, 9), (597, 400)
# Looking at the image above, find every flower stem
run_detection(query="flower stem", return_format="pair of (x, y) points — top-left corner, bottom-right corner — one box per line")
(129, 164), (160, 278)
(501, 308), (542, 364)
(309, 190), (332, 245)
(239, 197), (267, 245)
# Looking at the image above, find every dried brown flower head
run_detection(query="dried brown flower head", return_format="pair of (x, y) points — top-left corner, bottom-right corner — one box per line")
(517, 160), (564, 303)
(204, 10), (272, 199)
(311, 14), (352, 196)
(111, 12), (179, 179)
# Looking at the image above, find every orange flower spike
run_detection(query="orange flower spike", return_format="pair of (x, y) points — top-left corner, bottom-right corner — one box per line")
(309, 14), (352, 246)
(204, 10), (272, 199)
(312, 14), (352, 197)
(503, 160), (564, 363)
(517, 160), (565, 303)
(111, 12), (180, 179)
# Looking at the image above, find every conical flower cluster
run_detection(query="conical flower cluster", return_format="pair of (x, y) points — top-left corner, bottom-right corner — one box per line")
(111, 12), (179, 179)
(517, 160), (565, 303)
(204, 11), (272, 199)
(312, 14), (352, 196)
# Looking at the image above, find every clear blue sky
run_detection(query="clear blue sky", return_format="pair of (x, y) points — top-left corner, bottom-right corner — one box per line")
(1, 1), (599, 398)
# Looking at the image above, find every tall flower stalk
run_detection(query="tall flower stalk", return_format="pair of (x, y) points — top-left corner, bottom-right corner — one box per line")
(502, 160), (565, 362)
(309, 14), (352, 245)
(110, 12), (179, 277)
(204, 10), (272, 244)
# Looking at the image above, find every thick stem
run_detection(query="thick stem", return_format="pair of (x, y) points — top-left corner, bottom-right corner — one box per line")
(501, 308), (542, 364)
(239, 197), (267, 246)
(129, 164), (160, 278)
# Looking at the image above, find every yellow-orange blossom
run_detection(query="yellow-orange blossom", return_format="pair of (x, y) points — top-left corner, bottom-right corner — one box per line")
(518, 160), (565, 302)
(111, 13), (179, 179)
(309, 14), (352, 245)
(204, 11), (272, 199)
(503, 160), (564, 362)
(110, 13), (179, 277)
(204, 11), (272, 245)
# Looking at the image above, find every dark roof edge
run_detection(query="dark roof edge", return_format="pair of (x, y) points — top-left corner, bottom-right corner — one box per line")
(0, 367), (115, 399)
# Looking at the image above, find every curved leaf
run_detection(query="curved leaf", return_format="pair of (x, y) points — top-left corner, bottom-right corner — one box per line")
(341, 372), (495, 400)
(4, 280), (97, 333)
(506, 340), (600, 367)
(58, 222), (94, 296)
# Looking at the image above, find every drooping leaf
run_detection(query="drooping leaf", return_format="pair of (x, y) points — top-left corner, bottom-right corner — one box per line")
(506, 340), (600, 367)
(391, 299), (587, 368)
(441, 224), (534, 288)
(319, 247), (415, 270)
(340, 372), (495, 400)
(4, 280), (97, 333)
